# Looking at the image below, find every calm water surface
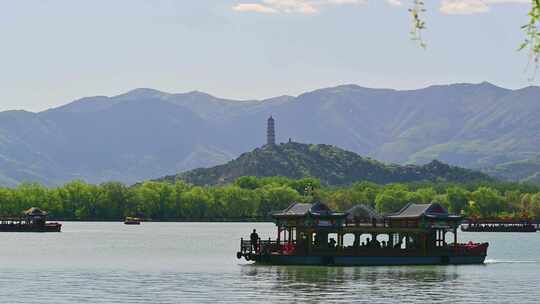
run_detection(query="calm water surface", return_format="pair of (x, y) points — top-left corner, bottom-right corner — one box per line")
(0, 222), (538, 303)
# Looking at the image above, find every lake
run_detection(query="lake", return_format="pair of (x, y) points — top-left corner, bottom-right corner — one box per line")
(0, 222), (538, 303)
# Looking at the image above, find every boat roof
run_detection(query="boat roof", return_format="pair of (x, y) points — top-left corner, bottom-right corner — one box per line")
(272, 202), (348, 218)
(386, 203), (461, 220)
(23, 207), (48, 216)
(346, 204), (382, 220)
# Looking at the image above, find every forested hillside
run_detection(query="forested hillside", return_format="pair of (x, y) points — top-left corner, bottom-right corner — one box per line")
(160, 142), (493, 186)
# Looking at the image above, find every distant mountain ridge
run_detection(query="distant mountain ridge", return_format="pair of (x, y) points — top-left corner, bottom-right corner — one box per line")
(484, 156), (540, 184)
(0, 82), (539, 186)
(157, 142), (493, 186)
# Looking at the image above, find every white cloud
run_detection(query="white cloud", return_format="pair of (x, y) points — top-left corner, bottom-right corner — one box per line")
(387, 0), (402, 7)
(232, 3), (278, 13)
(440, 0), (489, 14)
(440, 0), (530, 15)
(234, 0), (529, 16)
(232, 0), (365, 15)
(483, 0), (530, 2)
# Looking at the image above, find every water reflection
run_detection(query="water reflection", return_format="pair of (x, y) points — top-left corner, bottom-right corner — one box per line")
(240, 264), (460, 302)
(243, 264), (458, 283)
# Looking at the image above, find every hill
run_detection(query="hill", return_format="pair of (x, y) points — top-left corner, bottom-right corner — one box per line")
(0, 82), (538, 186)
(157, 142), (493, 186)
(484, 155), (540, 184)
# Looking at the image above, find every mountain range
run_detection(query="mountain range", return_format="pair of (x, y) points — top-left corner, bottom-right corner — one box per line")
(0, 82), (538, 186)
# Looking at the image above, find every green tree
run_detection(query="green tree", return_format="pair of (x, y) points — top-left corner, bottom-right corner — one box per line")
(433, 194), (450, 210)
(415, 187), (437, 204)
(0, 187), (15, 215)
(132, 182), (177, 219)
(521, 193), (532, 214)
(290, 178), (321, 196)
(99, 182), (131, 219)
(471, 187), (505, 218)
(12, 183), (50, 213)
(257, 185), (301, 218)
(504, 190), (522, 212)
(349, 181), (380, 208)
(529, 193), (540, 219)
(375, 186), (409, 213)
(235, 176), (261, 190)
(181, 187), (214, 218)
(57, 180), (97, 219)
(170, 180), (191, 218)
(220, 186), (259, 218)
(446, 186), (470, 214)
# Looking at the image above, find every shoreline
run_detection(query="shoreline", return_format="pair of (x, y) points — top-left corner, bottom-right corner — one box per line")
(51, 218), (273, 223)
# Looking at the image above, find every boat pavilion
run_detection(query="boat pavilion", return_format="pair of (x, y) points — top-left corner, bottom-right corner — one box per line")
(263, 201), (463, 256)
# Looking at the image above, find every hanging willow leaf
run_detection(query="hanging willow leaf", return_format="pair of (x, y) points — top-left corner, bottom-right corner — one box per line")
(409, 1), (540, 70)
(520, 0), (540, 65)
(409, 0), (427, 48)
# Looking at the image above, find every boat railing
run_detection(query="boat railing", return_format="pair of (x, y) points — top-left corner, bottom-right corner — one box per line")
(240, 238), (297, 255)
(240, 237), (488, 258)
(345, 221), (388, 228)
(461, 223), (537, 232)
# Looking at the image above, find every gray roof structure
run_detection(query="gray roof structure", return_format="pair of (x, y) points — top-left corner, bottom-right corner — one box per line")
(386, 203), (461, 220)
(346, 204), (382, 221)
(274, 203), (312, 216)
(273, 202), (347, 218)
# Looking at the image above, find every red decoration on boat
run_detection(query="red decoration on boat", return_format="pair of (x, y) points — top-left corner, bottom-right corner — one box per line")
(282, 243), (295, 255)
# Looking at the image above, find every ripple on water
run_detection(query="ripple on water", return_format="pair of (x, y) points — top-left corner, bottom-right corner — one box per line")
(0, 223), (538, 303)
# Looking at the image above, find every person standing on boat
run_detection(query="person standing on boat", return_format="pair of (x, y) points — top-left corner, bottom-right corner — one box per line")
(250, 229), (259, 253)
(329, 238), (337, 248)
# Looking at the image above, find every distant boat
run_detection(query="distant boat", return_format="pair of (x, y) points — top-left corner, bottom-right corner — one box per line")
(124, 217), (142, 225)
(0, 207), (62, 232)
(461, 218), (537, 232)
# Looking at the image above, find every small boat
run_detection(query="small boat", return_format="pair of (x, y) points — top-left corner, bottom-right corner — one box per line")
(461, 218), (537, 232)
(237, 202), (488, 266)
(124, 217), (142, 225)
(0, 207), (61, 232)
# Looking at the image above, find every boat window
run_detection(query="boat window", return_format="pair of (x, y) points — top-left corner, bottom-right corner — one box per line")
(328, 233), (338, 248)
(359, 234), (372, 247)
(343, 234), (355, 247)
(397, 235), (407, 249)
(445, 231), (455, 245)
(376, 234), (389, 247)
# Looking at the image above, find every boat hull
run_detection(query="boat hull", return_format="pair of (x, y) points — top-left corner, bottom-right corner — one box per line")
(461, 226), (536, 233)
(253, 254), (486, 266)
(0, 223), (61, 232)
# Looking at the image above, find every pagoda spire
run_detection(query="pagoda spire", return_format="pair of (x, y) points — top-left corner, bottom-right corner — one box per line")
(267, 116), (275, 146)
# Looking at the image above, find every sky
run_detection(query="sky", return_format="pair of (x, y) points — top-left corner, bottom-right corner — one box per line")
(0, 0), (535, 112)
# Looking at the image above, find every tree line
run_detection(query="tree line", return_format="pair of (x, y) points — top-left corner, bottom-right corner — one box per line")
(0, 177), (539, 221)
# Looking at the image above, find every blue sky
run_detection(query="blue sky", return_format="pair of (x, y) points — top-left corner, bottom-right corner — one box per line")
(0, 0), (534, 112)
